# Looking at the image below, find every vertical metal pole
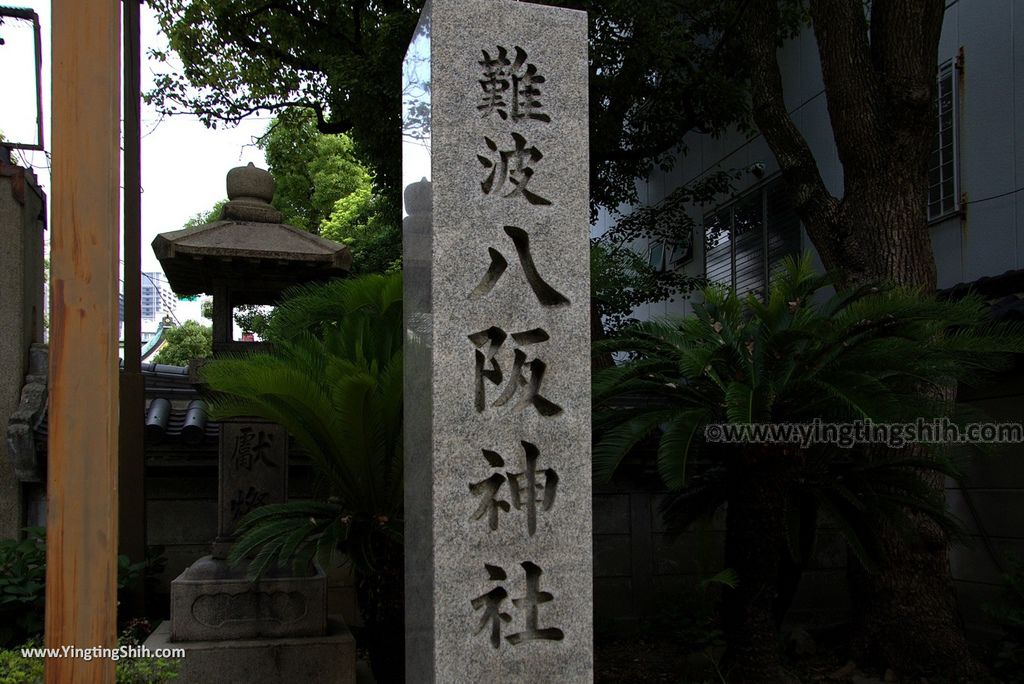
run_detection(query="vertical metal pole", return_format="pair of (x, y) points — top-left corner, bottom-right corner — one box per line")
(32, 11), (45, 150)
(120, 0), (147, 616)
(47, 0), (120, 681)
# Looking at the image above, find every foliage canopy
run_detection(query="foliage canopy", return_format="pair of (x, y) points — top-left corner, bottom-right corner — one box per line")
(146, 0), (787, 212)
(257, 109), (401, 275)
(153, 319), (212, 366)
(258, 108), (371, 235)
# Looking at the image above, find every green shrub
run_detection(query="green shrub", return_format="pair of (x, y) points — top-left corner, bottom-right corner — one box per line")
(0, 629), (180, 684)
(116, 654), (180, 683)
(0, 529), (45, 647)
(0, 528), (157, 648)
(0, 644), (42, 684)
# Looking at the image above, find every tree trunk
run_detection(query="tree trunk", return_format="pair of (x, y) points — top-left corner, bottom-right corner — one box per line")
(847, 509), (980, 680)
(773, 496), (817, 627)
(739, 0), (980, 676)
(357, 539), (405, 683)
(845, 390), (984, 680)
(822, 139), (981, 683)
(721, 450), (794, 683)
(808, 164), (980, 683)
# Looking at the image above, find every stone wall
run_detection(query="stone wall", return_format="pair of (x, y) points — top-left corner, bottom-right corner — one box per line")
(950, 368), (1024, 640)
(0, 159), (46, 540)
(593, 468), (850, 637)
(146, 449), (853, 635)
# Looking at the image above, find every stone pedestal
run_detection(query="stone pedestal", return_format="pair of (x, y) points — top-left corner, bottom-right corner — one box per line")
(170, 556), (327, 641)
(163, 415), (350, 681)
(145, 616), (356, 684)
(167, 417), (319, 642)
(403, 1), (593, 681)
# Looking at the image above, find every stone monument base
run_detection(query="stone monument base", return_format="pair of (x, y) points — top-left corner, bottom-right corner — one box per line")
(145, 616), (357, 684)
(169, 555), (328, 641)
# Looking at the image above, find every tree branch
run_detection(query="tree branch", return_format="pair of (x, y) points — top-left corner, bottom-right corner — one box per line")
(740, 1), (842, 261)
(310, 103), (352, 135)
(213, 2), (356, 68)
(593, 133), (688, 164)
(166, 96), (351, 135)
(808, 0), (883, 172)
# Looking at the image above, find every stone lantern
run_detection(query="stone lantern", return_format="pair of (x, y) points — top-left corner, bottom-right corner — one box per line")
(145, 164), (355, 683)
(152, 162), (351, 354)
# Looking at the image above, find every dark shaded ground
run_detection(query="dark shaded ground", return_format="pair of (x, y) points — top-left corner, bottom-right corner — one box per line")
(596, 636), (720, 683)
(594, 630), (1008, 683)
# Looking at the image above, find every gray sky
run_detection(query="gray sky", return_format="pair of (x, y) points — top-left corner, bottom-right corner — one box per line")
(1, 1), (269, 324)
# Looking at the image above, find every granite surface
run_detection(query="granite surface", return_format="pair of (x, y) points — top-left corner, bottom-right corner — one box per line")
(217, 420), (288, 543)
(404, 1), (592, 680)
(147, 615), (355, 684)
(170, 557), (327, 641)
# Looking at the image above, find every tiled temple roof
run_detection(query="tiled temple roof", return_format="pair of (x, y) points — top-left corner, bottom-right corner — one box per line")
(8, 350), (219, 483)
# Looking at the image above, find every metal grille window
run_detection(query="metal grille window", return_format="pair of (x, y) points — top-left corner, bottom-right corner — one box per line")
(704, 179), (801, 297)
(928, 60), (958, 221)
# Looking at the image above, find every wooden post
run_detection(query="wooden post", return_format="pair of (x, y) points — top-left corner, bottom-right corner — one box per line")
(47, 0), (120, 681)
(119, 0), (147, 617)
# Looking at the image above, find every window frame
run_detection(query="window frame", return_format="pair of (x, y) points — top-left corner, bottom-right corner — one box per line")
(702, 177), (800, 298)
(928, 57), (960, 224)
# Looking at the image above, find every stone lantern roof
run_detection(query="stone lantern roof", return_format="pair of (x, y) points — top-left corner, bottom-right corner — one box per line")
(152, 163), (352, 354)
(151, 163), (352, 304)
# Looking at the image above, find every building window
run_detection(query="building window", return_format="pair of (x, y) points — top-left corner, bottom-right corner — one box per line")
(928, 59), (958, 222)
(647, 240), (667, 272)
(703, 179), (801, 297)
(646, 235), (694, 273)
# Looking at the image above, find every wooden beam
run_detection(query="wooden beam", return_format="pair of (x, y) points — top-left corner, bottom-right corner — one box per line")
(47, 0), (120, 681)
(119, 0), (147, 617)
(123, 0), (141, 374)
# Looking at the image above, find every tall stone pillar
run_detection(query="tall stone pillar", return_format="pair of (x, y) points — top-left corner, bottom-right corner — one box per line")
(0, 151), (46, 540)
(403, 1), (593, 680)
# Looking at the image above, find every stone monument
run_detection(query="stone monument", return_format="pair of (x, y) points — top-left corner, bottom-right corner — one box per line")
(403, 1), (593, 681)
(145, 164), (356, 683)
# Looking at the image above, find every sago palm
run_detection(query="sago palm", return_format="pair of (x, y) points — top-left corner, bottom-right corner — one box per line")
(593, 254), (1024, 682)
(200, 272), (404, 682)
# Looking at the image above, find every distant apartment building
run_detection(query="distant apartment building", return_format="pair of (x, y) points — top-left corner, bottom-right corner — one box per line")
(141, 271), (170, 321)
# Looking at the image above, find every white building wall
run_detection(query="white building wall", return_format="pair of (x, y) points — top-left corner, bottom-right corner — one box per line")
(598, 0), (1024, 318)
(937, 0), (1024, 284)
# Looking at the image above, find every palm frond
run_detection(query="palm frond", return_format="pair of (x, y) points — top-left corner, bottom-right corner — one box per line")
(593, 411), (674, 484)
(593, 249), (1024, 595)
(202, 273), (404, 579)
